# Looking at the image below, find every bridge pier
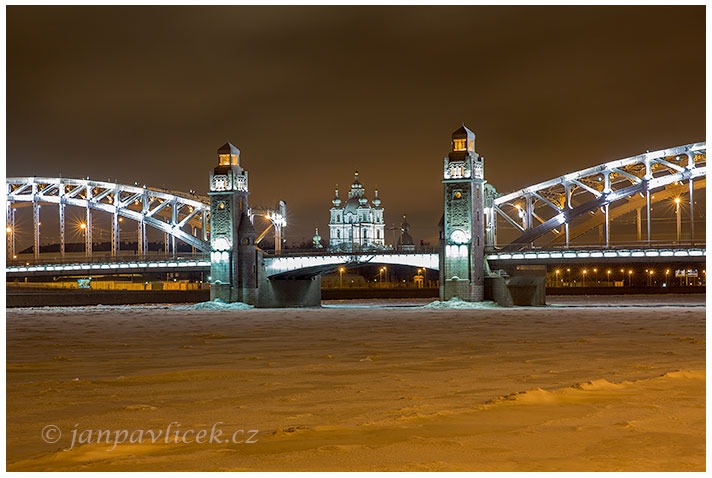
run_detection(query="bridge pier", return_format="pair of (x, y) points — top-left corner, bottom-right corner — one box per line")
(439, 125), (486, 302)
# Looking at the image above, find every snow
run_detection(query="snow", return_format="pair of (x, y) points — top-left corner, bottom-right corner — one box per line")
(5, 297), (706, 471)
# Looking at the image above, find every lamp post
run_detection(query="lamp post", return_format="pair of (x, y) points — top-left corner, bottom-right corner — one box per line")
(582, 269), (587, 287)
(648, 269), (654, 287)
(607, 269), (611, 285)
(339, 267), (345, 288)
(628, 269), (633, 287)
(80, 223), (88, 258)
(555, 269), (560, 287)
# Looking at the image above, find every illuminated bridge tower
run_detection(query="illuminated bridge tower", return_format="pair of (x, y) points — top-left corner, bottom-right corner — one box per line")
(439, 125), (486, 302)
(208, 142), (257, 304)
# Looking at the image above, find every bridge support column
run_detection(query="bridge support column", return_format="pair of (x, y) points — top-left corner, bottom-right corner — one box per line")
(86, 186), (93, 257)
(171, 202), (177, 257)
(636, 207), (642, 242)
(645, 190), (651, 245)
(689, 178), (694, 245)
(32, 191), (40, 260)
(138, 220), (145, 255)
(604, 203), (610, 248)
(58, 184), (65, 258)
(6, 202), (14, 259)
(111, 211), (119, 257)
(139, 196), (148, 255)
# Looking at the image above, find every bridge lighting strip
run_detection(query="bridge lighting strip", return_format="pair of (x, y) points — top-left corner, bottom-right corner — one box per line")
(5, 259), (213, 273)
(487, 249), (706, 260)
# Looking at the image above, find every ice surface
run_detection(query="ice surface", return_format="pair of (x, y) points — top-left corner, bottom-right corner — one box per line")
(5, 298), (706, 471)
(423, 297), (500, 309)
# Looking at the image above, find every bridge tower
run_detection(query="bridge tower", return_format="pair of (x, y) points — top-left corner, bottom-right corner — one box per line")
(208, 142), (258, 304)
(439, 125), (486, 302)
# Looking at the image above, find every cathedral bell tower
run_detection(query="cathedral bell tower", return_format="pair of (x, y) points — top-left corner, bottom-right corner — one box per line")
(208, 141), (257, 304)
(439, 125), (486, 302)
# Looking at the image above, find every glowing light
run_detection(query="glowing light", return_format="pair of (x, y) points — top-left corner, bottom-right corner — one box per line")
(80, 223), (87, 229)
(674, 197), (681, 204)
(5, 227), (11, 233)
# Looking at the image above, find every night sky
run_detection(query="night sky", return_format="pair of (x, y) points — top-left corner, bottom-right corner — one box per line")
(7, 6), (705, 245)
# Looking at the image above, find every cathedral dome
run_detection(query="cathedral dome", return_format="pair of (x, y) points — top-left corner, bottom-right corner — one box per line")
(343, 196), (362, 214)
(372, 189), (381, 207)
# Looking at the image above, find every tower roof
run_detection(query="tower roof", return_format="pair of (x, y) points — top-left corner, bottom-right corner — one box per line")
(452, 124), (475, 140)
(217, 141), (240, 156)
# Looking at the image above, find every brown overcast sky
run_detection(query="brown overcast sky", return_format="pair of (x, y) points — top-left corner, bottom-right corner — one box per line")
(6, 6), (705, 245)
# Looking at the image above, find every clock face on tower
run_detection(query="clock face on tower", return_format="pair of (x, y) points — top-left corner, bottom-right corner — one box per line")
(450, 229), (468, 244)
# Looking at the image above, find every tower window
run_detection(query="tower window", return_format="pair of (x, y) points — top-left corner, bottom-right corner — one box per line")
(453, 139), (466, 151)
(468, 139), (474, 151)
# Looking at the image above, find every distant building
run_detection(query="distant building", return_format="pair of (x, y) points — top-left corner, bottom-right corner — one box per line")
(397, 214), (415, 251)
(329, 171), (385, 251)
(312, 227), (324, 249)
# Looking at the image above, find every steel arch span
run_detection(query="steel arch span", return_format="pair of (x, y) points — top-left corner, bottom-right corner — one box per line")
(6, 177), (290, 259)
(492, 142), (706, 252)
(6, 177), (212, 256)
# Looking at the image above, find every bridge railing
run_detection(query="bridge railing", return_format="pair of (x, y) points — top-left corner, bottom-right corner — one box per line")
(488, 240), (704, 252)
(263, 246), (439, 257)
(8, 252), (210, 267)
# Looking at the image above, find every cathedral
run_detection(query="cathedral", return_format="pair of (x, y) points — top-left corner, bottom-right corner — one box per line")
(329, 171), (385, 251)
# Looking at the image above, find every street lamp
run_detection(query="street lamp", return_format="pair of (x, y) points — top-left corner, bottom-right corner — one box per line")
(80, 223), (88, 258)
(628, 269), (633, 287)
(555, 269), (560, 286)
(339, 267), (345, 288)
(648, 269), (654, 287)
(606, 269), (611, 284)
(582, 269), (587, 287)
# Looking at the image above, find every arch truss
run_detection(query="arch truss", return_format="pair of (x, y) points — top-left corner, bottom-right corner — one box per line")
(6, 177), (211, 258)
(492, 142), (706, 252)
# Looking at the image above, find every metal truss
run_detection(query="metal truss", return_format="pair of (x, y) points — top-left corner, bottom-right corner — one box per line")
(6, 177), (210, 256)
(492, 142), (706, 251)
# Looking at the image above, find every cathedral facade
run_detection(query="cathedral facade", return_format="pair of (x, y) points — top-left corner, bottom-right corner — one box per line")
(329, 171), (385, 251)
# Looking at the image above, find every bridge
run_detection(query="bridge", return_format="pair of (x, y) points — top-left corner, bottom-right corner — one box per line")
(6, 133), (706, 306)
